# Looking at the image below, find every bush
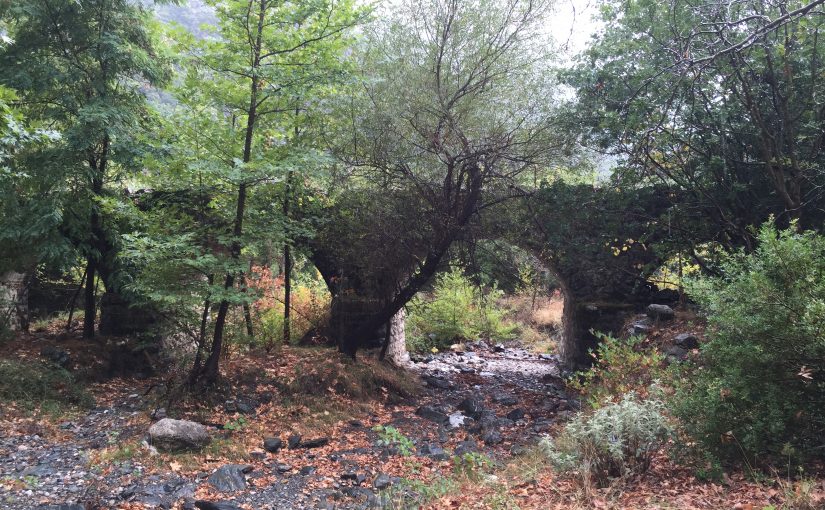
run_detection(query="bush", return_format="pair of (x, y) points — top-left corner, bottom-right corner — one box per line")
(542, 393), (671, 487)
(248, 265), (330, 349)
(0, 359), (94, 410)
(672, 222), (825, 466)
(407, 268), (517, 352)
(569, 332), (664, 409)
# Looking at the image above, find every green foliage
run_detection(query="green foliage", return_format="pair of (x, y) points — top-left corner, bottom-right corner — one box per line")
(372, 425), (415, 457)
(407, 268), (517, 352)
(452, 451), (493, 481)
(565, 0), (825, 247)
(542, 393), (672, 487)
(0, 359), (93, 411)
(0, 0), (170, 273)
(569, 333), (664, 409)
(223, 416), (248, 432)
(671, 222), (825, 466)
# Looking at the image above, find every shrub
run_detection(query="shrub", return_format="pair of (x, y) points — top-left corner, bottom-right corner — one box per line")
(542, 393), (671, 487)
(407, 268), (517, 352)
(0, 359), (93, 410)
(672, 222), (825, 466)
(373, 425), (415, 456)
(248, 264), (330, 349)
(569, 332), (664, 409)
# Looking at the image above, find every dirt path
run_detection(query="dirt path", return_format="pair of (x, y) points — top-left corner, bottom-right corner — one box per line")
(0, 342), (575, 510)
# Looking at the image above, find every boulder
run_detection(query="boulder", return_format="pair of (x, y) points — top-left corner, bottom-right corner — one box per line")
(646, 304), (675, 320)
(148, 418), (210, 452)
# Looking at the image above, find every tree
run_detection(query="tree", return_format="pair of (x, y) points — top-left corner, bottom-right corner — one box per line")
(320, 0), (570, 358)
(173, 0), (365, 383)
(565, 0), (825, 251)
(0, 0), (169, 338)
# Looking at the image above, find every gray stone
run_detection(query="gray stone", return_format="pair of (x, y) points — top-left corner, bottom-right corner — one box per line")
(448, 412), (467, 429)
(646, 304), (675, 320)
(419, 444), (449, 461)
(628, 323), (651, 335)
(40, 346), (71, 368)
(298, 437), (329, 449)
(454, 440), (478, 456)
(664, 345), (689, 361)
(207, 464), (250, 492)
(288, 434), (302, 449)
(148, 419), (210, 452)
(415, 405), (449, 424)
(491, 393), (518, 406)
(482, 429), (503, 445)
(457, 397), (485, 418)
(506, 408), (526, 421)
(300, 466), (316, 475)
(423, 375), (453, 389)
(674, 333), (699, 349)
(194, 502), (244, 510)
(263, 437), (283, 453)
(373, 472), (392, 489)
(341, 471), (367, 485)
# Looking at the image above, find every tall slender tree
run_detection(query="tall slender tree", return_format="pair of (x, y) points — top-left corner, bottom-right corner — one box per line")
(179, 0), (365, 383)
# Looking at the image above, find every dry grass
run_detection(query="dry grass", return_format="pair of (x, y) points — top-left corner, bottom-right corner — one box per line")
(499, 293), (564, 354)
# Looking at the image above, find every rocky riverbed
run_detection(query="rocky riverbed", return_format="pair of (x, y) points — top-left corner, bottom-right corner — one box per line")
(0, 341), (576, 510)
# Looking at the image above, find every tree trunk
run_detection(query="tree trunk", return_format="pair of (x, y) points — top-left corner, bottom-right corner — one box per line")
(84, 140), (107, 339)
(283, 242), (292, 344)
(0, 271), (28, 332)
(200, 0), (266, 384)
(339, 164), (483, 359)
(82, 251), (97, 338)
(383, 308), (409, 366)
(240, 273), (254, 338)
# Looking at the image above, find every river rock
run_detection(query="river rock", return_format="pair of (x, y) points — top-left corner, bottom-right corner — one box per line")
(506, 408), (526, 421)
(263, 437), (283, 453)
(646, 304), (675, 320)
(457, 397), (485, 418)
(148, 418), (210, 452)
(674, 333), (699, 349)
(207, 464), (250, 492)
(415, 405), (449, 424)
(373, 473), (392, 489)
(195, 502), (244, 510)
(299, 437), (329, 449)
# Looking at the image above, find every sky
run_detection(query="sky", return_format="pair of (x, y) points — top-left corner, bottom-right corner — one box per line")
(546, 0), (602, 58)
